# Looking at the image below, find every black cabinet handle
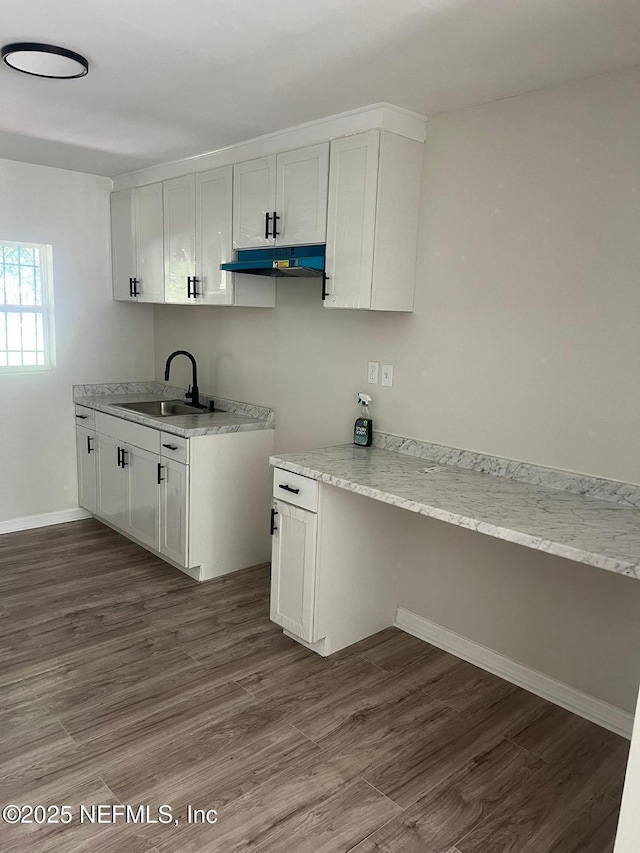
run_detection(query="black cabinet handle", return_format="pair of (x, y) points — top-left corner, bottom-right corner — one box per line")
(87, 435), (94, 454)
(157, 463), (165, 485)
(129, 277), (134, 298)
(75, 414), (88, 419)
(272, 211), (280, 238)
(278, 484), (300, 495)
(187, 276), (193, 299)
(121, 449), (129, 468)
(321, 273), (330, 301)
(191, 277), (200, 297)
(117, 446), (123, 468)
(270, 507), (278, 535)
(131, 278), (140, 297)
(265, 212), (271, 240)
(162, 443), (179, 451)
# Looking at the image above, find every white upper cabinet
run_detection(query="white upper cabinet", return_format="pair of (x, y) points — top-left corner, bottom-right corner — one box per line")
(275, 143), (329, 246)
(111, 188), (137, 301)
(134, 183), (165, 303)
(233, 156), (277, 249)
(195, 167), (235, 305)
(324, 130), (423, 311)
(162, 166), (273, 307)
(164, 174), (196, 304)
(233, 143), (329, 249)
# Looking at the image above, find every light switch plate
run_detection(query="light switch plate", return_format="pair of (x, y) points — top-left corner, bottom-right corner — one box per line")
(368, 361), (379, 384)
(381, 364), (394, 387)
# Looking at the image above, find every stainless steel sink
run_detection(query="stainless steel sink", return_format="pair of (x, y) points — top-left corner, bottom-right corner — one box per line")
(116, 400), (204, 417)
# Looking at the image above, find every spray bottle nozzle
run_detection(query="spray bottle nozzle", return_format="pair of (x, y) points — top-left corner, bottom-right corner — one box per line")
(357, 393), (372, 405)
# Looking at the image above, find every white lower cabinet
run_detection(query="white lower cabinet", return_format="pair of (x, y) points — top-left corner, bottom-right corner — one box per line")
(159, 456), (189, 567)
(270, 499), (318, 642)
(82, 410), (273, 581)
(75, 424), (97, 513)
(126, 444), (161, 553)
(269, 467), (401, 656)
(96, 432), (127, 529)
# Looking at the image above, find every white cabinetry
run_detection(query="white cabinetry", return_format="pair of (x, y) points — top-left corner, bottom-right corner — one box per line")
(75, 422), (96, 514)
(163, 174), (196, 305)
(233, 143), (329, 249)
(159, 456), (189, 566)
(111, 184), (164, 302)
(271, 500), (318, 642)
(162, 168), (275, 307)
(85, 411), (273, 581)
(164, 169), (231, 305)
(324, 130), (423, 311)
(270, 466), (400, 655)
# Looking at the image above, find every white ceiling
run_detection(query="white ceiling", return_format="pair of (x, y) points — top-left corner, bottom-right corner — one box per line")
(1, 0), (639, 178)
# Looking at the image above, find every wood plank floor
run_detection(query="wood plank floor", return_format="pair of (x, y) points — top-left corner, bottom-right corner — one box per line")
(0, 519), (629, 853)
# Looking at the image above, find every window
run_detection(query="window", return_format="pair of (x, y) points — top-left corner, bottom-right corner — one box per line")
(0, 241), (55, 371)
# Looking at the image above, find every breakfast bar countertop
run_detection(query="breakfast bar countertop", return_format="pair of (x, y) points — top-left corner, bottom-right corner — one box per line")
(270, 440), (640, 580)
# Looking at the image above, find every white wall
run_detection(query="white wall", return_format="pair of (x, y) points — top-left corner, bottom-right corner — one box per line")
(614, 686), (640, 851)
(153, 67), (640, 711)
(0, 159), (154, 524)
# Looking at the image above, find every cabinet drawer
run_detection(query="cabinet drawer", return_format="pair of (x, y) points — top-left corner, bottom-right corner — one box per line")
(272, 468), (318, 512)
(160, 433), (189, 464)
(95, 411), (160, 454)
(74, 405), (95, 427)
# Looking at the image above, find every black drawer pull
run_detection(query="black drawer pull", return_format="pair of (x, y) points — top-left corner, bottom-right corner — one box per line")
(270, 507), (278, 535)
(272, 211), (280, 237)
(117, 447), (123, 467)
(265, 212), (271, 240)
(75, 414), (88, 419)
(87, 435), (94, 454)
(278, 484), (300, 495)
(120, 449), (129, 468)
(162, 443), (179, 451)
(157, 463), (165, 485)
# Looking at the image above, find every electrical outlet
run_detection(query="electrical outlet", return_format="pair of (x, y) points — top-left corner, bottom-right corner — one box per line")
(381, 364), (394, 387)
(368, 361), (379, 384)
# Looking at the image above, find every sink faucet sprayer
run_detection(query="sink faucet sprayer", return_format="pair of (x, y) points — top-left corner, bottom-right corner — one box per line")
(163, 350), (205, 409)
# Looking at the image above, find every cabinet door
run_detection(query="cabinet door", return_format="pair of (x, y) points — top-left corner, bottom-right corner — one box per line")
(125, 444), (161, 552)
(275, 143), (329, 246)
(76, 426), (96, 513)
(134, 183), (165, 303)
(96, 432), (127, 530)
(159, 457), (189, 566)
(164, 175), (196, 305)
(195, 166), (234, 305)
(270, 500), (318, 642)
(233, 156), (277, 248)
(324, 130), (380, 310)
(111, 189), (136, 301)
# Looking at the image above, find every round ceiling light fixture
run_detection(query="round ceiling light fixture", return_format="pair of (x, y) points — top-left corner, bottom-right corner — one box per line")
(1, 42), (88, 79)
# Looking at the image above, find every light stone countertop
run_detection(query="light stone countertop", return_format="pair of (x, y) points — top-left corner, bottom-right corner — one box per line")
(270, 443), (640, 580)
(74, 382), (274, 438)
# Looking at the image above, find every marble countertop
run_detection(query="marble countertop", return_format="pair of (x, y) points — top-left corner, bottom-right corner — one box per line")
(74, 382), (274, 438)
(270, 444), (640, 580)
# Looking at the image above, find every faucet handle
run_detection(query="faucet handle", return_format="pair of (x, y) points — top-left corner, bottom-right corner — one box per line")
(185, 385), (193, 400)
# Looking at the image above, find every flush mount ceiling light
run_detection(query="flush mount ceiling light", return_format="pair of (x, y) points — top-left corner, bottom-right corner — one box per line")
(1, 42), (88, 79)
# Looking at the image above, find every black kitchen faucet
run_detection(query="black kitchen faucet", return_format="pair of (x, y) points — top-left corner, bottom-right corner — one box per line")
(163, 350), (206, 409)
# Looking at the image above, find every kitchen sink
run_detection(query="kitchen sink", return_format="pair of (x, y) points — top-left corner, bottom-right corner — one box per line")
(116, 400), (205, 417)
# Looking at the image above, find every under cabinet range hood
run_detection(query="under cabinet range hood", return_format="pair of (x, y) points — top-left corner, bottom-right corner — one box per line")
(221, 244), (325, 278)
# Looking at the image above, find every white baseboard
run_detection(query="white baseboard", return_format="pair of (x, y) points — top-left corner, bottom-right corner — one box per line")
(395, 607), (634, 739)
(0, 507), (92, 536)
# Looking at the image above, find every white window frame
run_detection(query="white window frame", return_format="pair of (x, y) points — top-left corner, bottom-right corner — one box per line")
(0, 241), (55, 373)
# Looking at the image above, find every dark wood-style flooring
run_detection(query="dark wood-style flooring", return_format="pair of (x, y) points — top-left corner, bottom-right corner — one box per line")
(0, 519), (629, 852)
